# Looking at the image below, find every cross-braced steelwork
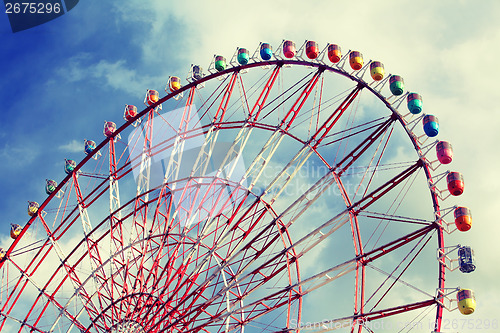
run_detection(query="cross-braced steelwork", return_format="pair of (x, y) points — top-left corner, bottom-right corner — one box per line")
(0, 41), (466, 333)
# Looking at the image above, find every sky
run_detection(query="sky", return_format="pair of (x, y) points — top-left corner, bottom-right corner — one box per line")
(1, 0), (499, 332)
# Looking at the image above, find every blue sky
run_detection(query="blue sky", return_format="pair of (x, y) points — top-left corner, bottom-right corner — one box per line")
(1, 1), (499, 332)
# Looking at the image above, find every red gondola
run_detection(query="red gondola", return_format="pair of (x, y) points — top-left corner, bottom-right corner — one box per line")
(447, 171), (464, 196)
(104, 121), (117, 138)
(283, 40), (296, 58)
(305, 40), (319, 59)
(436, 141), (453, 164)
(124, 105), (137, 122)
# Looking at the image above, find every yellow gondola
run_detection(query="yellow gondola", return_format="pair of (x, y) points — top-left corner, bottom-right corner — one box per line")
(457, 289), (476, 315)
(28, 201), (39, 217)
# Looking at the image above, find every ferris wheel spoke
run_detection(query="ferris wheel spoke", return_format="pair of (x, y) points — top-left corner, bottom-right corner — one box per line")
(121, 182), (252, 326)
(182, 223), (436, 333)
(123, 90), (198, 307)
(363, 231), (435, 313)
(138, 188), (260, 328)
(279, 299), (436, 332)
(260, 86), (363, 205)
(190, 72), (239, 179)
(0, 211), (106, 332)
(250, 65), (282, 121)
(156, 211), (342, 331)
(350, 160), (424, 214)
(332, 116), (396, 177)
(142, 199), (283, 330)
(179, 215), (435, 331)
(309, 84), (364, 149)
(162, 87), (197, 186)
(124, 190), (177, 316)
(144, 164), (346, 329)
(4, 250), (100, 332)
(71, 171), (115, 316)
(124, 109), (159, 311)
(121, 104), (174, 316)
(107, 138), (125, 324)
(243, 69), (324, 190)
(211, 65), (283, 184)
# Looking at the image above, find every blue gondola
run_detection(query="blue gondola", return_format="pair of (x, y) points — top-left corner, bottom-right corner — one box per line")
(260, 43), (272, 60)
(458, 246), (476, 273)
(423, 115), (439, 137)
(84, 140), (97, 155)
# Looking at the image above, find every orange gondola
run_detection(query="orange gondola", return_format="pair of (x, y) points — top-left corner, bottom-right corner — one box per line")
(454, 206), (472, 231)
(145, 89), (159, 105)
(10, 224), (22, 239)
(327, 44), (341, 63)
(349, 51), (363, 70)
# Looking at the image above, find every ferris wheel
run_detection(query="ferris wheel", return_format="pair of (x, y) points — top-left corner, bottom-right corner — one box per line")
(0, 40), (476, 333)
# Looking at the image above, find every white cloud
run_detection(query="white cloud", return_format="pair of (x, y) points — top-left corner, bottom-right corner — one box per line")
(58, 54), (165, 97)
(58, 139), (82, 153)
(0, 144), (39, 168)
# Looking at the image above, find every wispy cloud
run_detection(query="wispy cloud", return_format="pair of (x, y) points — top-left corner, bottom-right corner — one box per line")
(0, 144), (39, 168)
(57, 54), (165, 97)
(58, 139), (82, 153)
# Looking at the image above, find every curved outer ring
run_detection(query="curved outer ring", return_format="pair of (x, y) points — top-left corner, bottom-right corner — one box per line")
(3, 58), (445, 331)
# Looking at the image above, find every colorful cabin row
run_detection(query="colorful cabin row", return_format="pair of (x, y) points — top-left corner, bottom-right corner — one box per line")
(215, 56), (226, 72)
(389, 75), (404, 95)
(84, 139), (97, 155)
(27, 201), (39, 217)
(349, 51), (363, 70)
(458, 246), (476, 273)
(327, 44), (341, 63)
(447, 171), (464, 196)
(423, 115), (439, 137)
(168, 76), (181, 92)
(305, 41), (319, 60)
(45, 179), (58, 195)
(407, 93), (423, 114)
(260, 43), (273, 61)
(454, 206), (472, 231)
(10, 224), (22, 239)
(283, 40), (296, 58)
(436, 141), (453, 164)
(124, 105), (138, 122)
(457, 289), (476, 315)
(145, 89), (159, 106)
(370, 61), (385, 81)
(65, 159), (77, 175)
(104, 121), (117, 138)
(237, 48), (249, 65)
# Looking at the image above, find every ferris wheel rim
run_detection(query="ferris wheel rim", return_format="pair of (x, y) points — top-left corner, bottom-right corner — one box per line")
(2, 55), (448, 332)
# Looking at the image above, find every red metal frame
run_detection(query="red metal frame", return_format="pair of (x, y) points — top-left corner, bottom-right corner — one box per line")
(0, 59), (447, 332)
